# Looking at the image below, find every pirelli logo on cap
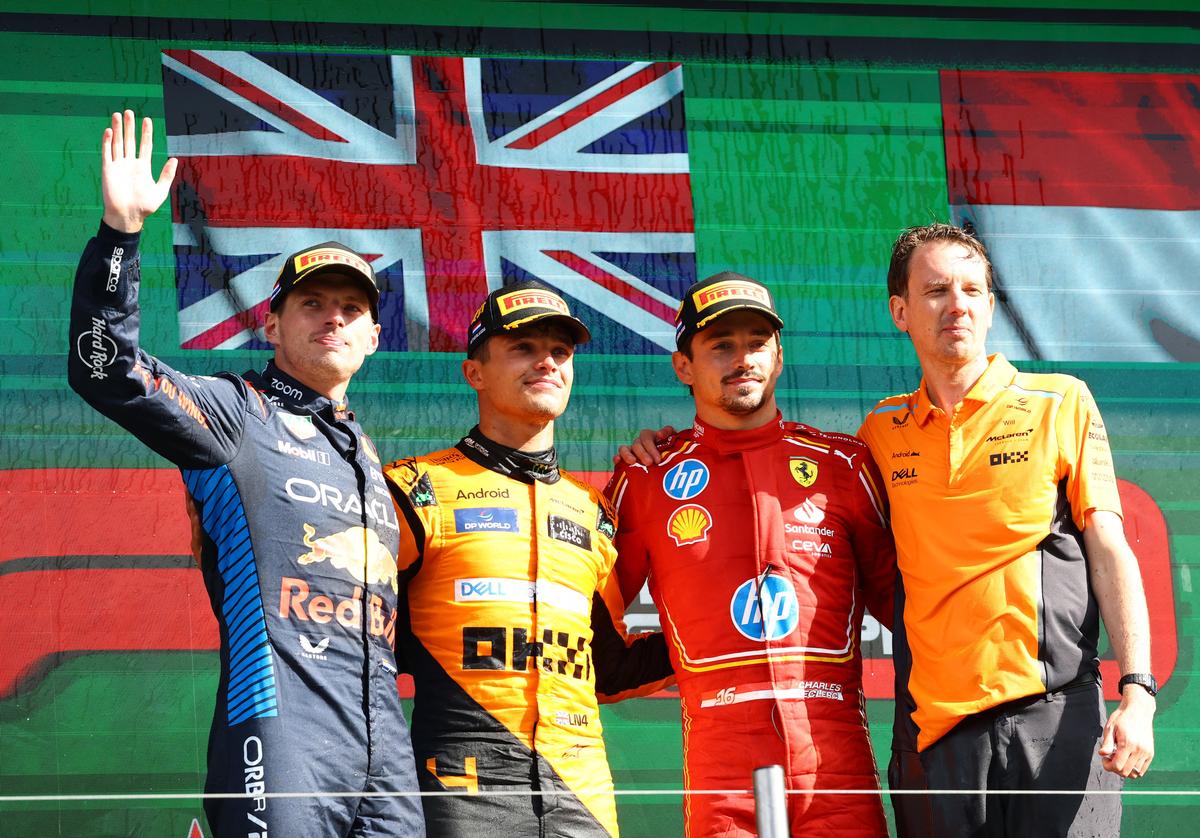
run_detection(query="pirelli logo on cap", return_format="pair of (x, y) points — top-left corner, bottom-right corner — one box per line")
(294, 248), (372, 279)
(692, 280), (770, 312)
(498, 289), (571, 316)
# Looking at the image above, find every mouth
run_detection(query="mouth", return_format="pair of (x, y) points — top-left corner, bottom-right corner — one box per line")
(314, 333), (346, 349)
(723, 375), (763, 386)
(525, 376), (561, 390)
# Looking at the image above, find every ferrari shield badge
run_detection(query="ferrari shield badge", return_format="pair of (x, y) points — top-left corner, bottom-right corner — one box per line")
(789, 457), (818, 487)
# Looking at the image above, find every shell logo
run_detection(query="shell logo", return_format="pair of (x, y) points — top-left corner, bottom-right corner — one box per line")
(667, 504), (712, 546)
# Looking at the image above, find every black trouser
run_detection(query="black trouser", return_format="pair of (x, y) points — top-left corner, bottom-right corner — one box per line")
(918, 679), (1122, 837)
(889, 748), (934, 838)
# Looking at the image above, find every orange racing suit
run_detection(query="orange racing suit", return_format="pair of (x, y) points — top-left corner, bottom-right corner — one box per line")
(385, 429), (672, 837)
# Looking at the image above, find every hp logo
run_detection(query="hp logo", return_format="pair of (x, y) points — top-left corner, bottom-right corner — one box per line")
(730, 574), (799, 641)
(662, 459), (709, 501)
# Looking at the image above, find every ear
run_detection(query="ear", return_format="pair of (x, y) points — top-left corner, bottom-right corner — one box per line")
(671, 351), (693, 387)
(888, 294), (908, 333)
(363, 322), (381, 357)
(461, 358), (485, 393)
(264, 311), (282, 347)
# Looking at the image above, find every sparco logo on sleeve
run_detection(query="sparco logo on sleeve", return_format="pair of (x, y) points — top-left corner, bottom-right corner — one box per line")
(76, 317), (118, 380)
(105, 247), (123, 293)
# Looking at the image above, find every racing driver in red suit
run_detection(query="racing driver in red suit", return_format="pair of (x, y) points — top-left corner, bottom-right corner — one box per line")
(606, 272), (896, 837)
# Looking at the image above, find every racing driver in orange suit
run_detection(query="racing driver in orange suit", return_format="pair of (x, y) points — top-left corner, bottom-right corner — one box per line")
(608, 272), (896, 837)
(385, 280), (673, 837)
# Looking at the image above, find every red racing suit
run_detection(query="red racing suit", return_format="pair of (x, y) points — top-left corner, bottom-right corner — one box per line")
(605, 414), (895, 837)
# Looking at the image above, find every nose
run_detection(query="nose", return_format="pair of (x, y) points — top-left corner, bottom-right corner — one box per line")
(534, 350), (559, 372)
(732, 345), (754, 370)
(325, 304), (346, 327)
(946, 284), (969, 314)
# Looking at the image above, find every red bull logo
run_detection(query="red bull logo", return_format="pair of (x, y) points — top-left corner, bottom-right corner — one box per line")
(294, 247), (372, 279)
(693, 280), (769, 312)
(279, 577), (396, 646)
(498, 289), (570, 315)
(296, 523), (399, 594)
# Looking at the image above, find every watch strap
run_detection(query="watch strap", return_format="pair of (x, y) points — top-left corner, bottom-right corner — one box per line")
(1118, 673), (1158, 697)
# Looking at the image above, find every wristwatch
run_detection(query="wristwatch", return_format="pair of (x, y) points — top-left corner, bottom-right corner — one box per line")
(1118, 673), (1159, 697)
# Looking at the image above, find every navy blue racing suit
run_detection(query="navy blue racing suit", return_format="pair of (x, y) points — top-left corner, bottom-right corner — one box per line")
(67, 222), (424, 837)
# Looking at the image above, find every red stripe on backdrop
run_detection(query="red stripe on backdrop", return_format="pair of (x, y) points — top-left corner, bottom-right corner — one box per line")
(506, 63), (678, 150)
(941, 70), (1200, 211)
(0, 471), (1176, 701)
(164, 50), (346, 143)
(182, 298), (269, 350)
(543, 250), (678, 323)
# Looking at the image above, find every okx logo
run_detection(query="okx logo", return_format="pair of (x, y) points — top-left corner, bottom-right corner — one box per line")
(662, 459), (709, 500)
(730, 573), (799, 641)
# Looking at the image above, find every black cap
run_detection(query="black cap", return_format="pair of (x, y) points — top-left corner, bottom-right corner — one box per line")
(674, 271), (785, 350)
(467, 280), (591, 356)
(269, 241), (380, 321)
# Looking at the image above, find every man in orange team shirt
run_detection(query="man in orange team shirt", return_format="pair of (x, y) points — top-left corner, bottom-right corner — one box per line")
(858, 223), (1155, 837)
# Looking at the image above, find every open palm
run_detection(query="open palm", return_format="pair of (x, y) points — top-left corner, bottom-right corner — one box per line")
(101, 110), (178, 233)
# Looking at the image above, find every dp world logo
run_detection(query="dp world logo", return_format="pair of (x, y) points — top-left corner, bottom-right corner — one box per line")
(662, 459), (709, 500)
(730, 574), (799, 641)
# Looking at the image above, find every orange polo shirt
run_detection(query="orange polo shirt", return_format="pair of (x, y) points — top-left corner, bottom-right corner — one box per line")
(858, 355), (1121, 750)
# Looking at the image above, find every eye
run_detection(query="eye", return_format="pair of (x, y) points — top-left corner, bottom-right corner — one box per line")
(552, 346), (572, 360)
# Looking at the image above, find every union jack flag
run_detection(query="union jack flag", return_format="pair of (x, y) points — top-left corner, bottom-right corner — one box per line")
(161, 51), (696, 353)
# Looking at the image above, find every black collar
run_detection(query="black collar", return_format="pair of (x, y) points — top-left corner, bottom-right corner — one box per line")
(457, 426), (560, 485)
(249, 361), (354, 421)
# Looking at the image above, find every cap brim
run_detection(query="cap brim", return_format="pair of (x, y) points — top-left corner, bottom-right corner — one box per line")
(694, 302), (785, 332)
(506, 311), (592, 346)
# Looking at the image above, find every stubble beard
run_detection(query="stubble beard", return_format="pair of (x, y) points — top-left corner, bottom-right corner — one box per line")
(719, 383), (766, 416)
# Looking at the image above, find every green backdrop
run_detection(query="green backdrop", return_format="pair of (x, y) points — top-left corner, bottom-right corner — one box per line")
(1, 2), (1196, 835)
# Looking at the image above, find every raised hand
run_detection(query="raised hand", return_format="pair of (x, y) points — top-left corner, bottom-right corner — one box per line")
(100, 110), (178, 233)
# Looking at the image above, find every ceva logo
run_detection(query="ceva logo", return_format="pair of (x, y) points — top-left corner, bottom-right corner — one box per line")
(730, 574), (799, 641)
(662, 459), (709, 501)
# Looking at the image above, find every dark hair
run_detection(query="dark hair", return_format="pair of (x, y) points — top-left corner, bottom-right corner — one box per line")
(887, 223), (993, 299)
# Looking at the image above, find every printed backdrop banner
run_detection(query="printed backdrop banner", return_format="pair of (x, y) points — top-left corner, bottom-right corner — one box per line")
(163, 51), (696, 353)
(943, 70), (1200, 363)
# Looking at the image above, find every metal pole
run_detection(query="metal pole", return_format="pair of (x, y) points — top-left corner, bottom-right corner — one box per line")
(753, 764), (789, 837)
